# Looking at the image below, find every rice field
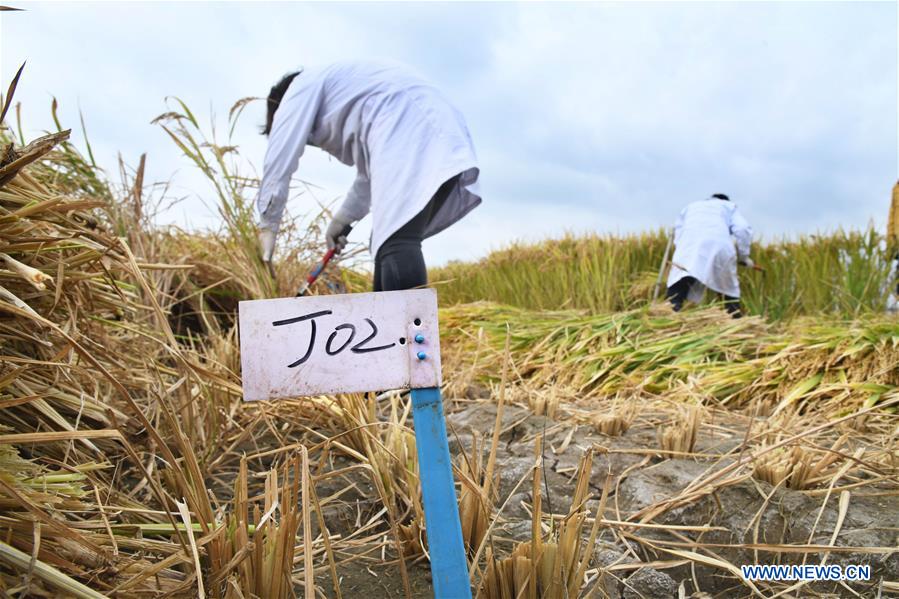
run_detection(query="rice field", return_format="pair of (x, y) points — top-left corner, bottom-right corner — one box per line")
(431, 229), (896, 321)
(0, 82), (897, 598)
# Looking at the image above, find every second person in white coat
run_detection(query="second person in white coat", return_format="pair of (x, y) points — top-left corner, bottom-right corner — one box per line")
(665, 194), (754, 317)
(257, 60), (482, 292)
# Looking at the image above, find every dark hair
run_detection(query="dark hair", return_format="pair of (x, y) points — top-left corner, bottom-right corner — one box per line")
(262, 71), (302, 136)
(711, 193), (730, 201)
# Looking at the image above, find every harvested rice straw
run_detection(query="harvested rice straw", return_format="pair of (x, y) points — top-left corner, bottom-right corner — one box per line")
(457, 432), (489, 556)
(476, 448), (601, 598)
(0, 540), (107, 599)
(0, 283), (39, 317)
(0, 252), (52, 290)
(752, 435), (848, 490)
(658, 406), (702, 456)
(591, 396), (635, 436)
(530, 435), (542, 599)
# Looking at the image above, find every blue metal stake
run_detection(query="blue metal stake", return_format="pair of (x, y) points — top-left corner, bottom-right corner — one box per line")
(410, 387), (472, 599)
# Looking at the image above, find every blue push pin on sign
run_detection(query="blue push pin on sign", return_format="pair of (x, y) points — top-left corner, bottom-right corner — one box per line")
(238, 289), (471, 598)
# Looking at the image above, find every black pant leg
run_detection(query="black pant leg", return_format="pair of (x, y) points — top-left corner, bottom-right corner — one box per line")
(666, 276), (695, 312)
(723, 295), (742, 318)
(373, 175), (458, 292)
(373, 241), (428, 291)
(372, 256), (382, 292)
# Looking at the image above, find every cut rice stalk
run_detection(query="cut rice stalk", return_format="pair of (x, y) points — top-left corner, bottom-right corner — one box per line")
(0, 540), (107, 599)
(0, 252), (52, 290)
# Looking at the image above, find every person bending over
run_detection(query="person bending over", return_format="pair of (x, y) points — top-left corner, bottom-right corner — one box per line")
(665, 194), (753, 317)
(257, 60), (482, 291)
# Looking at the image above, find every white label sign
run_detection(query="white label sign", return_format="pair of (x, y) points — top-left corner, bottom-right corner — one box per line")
(238, 289), (442, 401)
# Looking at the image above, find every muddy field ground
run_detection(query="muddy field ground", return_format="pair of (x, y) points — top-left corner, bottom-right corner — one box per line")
(295, 386), (898, 598)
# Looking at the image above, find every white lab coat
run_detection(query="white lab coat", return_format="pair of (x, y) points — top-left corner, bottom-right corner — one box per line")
(257, 61), (482, 257)
(666, 198), (753, 300)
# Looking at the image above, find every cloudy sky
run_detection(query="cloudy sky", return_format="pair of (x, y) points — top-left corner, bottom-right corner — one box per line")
(2, 1), (896, 265)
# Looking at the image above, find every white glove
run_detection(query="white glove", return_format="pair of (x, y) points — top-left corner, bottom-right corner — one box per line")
(325, 215), (352, 254)
(258, 227), (276, 263)
(739, 256), (754, 269)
